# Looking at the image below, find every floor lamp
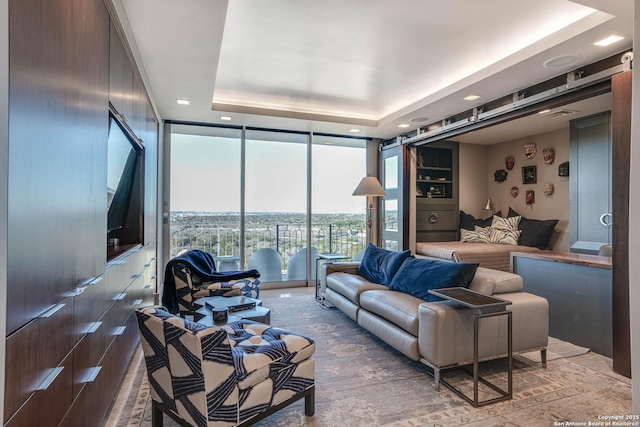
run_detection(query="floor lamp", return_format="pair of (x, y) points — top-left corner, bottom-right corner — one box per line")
(353, 176), (386, 241)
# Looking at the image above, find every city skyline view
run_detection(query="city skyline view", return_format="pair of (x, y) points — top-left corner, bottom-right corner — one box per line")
(170, 132), (367, 214)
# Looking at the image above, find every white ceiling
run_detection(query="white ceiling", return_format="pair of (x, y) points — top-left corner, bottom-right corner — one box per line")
(118, 0), (632, 141)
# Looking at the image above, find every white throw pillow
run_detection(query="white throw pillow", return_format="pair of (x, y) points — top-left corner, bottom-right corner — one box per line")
(460, 226), (491, 243)
(489, 216), (521, 245)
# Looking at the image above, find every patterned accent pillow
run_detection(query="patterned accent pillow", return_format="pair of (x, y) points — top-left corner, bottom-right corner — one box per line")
(489, 215), (521, 245)
(460, 226), (491, 243)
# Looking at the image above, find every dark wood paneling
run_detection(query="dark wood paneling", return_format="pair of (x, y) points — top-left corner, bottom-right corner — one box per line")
(109, 20), (124, 115)
(60, 311), (140, 427)
(132, 73), (144, 138)
(7, 0), (157, 424)
(4, 300), (74, 422)
(611, 70), (631, 377)
(5, 352), (74, 427)
(8, 0), (109, 334)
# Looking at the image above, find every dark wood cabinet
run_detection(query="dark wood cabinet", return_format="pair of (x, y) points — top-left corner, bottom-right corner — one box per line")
(6, 0), (159, 424)
(415, 141), (460, 242)
(109, 21), (134, 126)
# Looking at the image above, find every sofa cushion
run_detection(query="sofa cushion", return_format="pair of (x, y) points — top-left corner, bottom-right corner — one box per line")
(388, 257), (479, 302)
(356, 243), (412, 286)
(470, 267), (523, 295)
(359, 290), (422, 336)
(326, 272), (389, 304)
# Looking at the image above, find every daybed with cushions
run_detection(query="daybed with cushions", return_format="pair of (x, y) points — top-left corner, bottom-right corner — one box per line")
(319, 244), (549, 389)
(416, 208), (559, 272)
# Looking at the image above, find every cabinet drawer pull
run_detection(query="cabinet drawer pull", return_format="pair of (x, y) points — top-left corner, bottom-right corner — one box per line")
(132, 298), (143, 307)
(36, 367), (64, 391)
(40, 303), (65, 318)
(84, 321), (102, 334)
(144, 283), (152, 290)
(132, 273), (142, 279)
(83, 366), (102, 383)
(113, 326), (126, 336)
(67, 286), (86, 297)
(89, 276), (103, 285)
(113, 293), (126, 301)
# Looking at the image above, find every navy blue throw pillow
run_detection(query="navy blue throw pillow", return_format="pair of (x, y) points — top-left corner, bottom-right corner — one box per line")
(356, 243), (412, 286)
(388, 257), (479, 302)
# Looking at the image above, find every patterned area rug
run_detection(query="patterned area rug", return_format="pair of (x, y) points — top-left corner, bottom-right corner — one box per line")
(110, 289), (632, 427)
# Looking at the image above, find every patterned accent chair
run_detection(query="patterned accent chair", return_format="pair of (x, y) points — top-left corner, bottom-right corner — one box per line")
(171, 260), (260, 317)
(136, 306), (315, 427)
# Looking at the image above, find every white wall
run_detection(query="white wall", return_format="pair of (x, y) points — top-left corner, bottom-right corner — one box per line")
(459, 143), (489, 218)
(486, 128), (570, 251)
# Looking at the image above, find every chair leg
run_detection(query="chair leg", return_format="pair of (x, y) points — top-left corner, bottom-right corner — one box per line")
(541, 348), (547, 368)
(152, 400), (163, 427)
(305, 386), (315, 416)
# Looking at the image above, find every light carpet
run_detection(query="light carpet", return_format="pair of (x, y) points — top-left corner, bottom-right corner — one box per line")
(107, 288), (632, 427)
(519, 337), (590, 363)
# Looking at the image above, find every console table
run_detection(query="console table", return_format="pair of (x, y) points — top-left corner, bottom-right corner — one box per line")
(511, 251), (612, 357)
(428, 287), (512, 407)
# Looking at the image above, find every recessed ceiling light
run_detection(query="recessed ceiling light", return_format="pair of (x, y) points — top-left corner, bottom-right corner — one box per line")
(324, 141), (333, 145)
(538, 109), (552, 115)
(463, 95), (481, 101)
(594, 35), (624, 47)
(410, 117), (429, 123)
(176, 99), (190, 105)
(349, 128), (361, 133)
(398, 124), (410, 128)
(543, 55), (579, 68)
(220, 116), (232, 121)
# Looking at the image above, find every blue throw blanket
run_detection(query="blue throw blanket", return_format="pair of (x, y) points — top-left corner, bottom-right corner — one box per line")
(162, 250), (260, 314)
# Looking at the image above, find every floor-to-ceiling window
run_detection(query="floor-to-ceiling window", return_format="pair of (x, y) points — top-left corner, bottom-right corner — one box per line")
(311, 135), (367, 261)
(168, 124), (367, 286)
(245, 130), (309, 283)
(169, 126), (242, 261)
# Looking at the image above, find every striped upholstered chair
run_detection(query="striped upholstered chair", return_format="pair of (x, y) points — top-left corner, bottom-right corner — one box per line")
(136, 306), (315, 427)
(162, 250), (261, 317)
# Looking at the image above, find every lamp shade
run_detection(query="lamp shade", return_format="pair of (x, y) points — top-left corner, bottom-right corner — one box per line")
(352, 176), (386, 197)
(483, 196), (495, 211)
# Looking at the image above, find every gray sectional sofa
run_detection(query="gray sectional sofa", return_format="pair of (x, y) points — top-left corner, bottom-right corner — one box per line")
(319, 255), (549, 388)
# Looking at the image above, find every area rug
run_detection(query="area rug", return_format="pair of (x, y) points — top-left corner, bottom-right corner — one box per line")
(111, 289), (632, 427)
(519, 337), (590, 363)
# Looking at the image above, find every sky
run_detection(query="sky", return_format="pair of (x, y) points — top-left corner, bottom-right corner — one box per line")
(170, 132), (367, 214)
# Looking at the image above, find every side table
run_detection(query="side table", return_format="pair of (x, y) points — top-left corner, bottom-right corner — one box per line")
(428, 287), (513, 407)
(315, 253), (350, 303)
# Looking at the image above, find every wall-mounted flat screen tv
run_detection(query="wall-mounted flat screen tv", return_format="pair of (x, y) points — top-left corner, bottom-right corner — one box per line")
(107, 115), (142, 234)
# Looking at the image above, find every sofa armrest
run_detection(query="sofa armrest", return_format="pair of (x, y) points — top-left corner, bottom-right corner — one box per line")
(319, 262), (360, 297)
(418, 292), (548, 368)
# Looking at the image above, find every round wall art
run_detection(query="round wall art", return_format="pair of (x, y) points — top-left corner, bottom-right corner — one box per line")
(494, 169), (508, 182)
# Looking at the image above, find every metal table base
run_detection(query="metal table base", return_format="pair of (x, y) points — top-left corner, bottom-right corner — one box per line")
(439, 310), (513, 407)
